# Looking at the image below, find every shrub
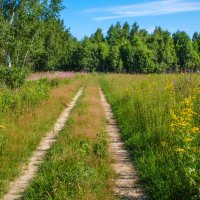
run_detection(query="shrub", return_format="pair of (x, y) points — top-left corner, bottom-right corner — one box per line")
(0, 80), (50, 118)
(0, 66), (27, 88)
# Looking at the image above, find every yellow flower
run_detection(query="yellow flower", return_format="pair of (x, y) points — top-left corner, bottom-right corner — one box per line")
(184, 96), (192, 106)
(175, 148), (186, 153)
(165, 83), (174, 91)
(181, 108), (194, 115)
(183, 138), (192, 142)
(170, 110), (177, 120)
(191, 127), (199, 133)
(0, 125), (4, 129)
(179, 122), (189, 127)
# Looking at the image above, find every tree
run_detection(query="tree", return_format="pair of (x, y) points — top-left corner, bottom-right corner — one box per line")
(0, 0), (45, 68)
(173, 31), (200, 72)
(150, 27), (177, 72)
(121, 36), (154, 73)
(107, 22), (122, 45)
(129, 22), (140, 44)
(107, 45), (123, 72)
(122, 22), (130, 40)
(96, 42), (109, 72)
(91, 28), (104, 43)
(0, 0), (66, 70)
(193, 32), (200, 55)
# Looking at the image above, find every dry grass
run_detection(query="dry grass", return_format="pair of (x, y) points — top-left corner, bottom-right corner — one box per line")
(0, 79), (83, 197)
(23, 77), (116, 200)
(71, 85), (105, 140)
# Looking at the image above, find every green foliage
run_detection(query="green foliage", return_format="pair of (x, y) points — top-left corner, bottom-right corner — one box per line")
(68, 21), (199, 73)
(173, 31), (200, 71)
(0, 0), (199, 73)
(0, 79), (51, 119)
(150, 27), (177, 72)
(108, 45), (123, 72)
(0, 66), (27, 88)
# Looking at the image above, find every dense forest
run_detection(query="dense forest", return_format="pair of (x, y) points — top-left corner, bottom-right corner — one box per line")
(0, 0), (200, 73)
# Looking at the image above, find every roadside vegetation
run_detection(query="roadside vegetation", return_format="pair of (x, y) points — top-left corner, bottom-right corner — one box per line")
(0, 74), (83, 197)
(23, 79), (116, 200)
(100, 74), (200, 200)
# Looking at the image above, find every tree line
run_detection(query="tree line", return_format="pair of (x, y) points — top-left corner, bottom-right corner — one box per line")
(0, 1), (200, 73)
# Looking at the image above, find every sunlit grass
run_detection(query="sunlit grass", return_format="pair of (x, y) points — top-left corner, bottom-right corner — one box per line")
(0, 78), (83, 197)
(23, 78), (116, 200)
(99, 73), (200, 200)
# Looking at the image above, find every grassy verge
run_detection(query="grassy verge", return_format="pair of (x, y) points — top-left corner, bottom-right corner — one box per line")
(23, 79), (116, 200)
(0, 77), (83, 197)
(99, 74), (200, 200)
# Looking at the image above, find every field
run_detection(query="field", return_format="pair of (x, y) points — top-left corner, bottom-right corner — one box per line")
(100, 74), (200, 200)
(0, 73), (199, 200)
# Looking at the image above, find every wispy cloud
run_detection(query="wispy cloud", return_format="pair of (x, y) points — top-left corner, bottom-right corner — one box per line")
(82, 0), (200, 21)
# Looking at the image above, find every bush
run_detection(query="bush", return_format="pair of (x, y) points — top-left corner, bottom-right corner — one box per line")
(0, 66), (27, 88)
(0, 80), (50, 118)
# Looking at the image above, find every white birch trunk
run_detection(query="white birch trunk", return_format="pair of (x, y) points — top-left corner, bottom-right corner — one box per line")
(6, 12), (15, 68)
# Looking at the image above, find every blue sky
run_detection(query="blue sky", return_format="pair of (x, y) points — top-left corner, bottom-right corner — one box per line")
(61, 0), (200, 40)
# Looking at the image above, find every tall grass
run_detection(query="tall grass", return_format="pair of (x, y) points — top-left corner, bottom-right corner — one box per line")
(23, 80), (116, 200)
(100, 74), (200, 200)
(0, 77), (83, 197)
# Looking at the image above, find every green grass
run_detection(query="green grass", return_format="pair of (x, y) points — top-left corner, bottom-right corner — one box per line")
(2, 73), (199, 199)
(23, 82), (116, 200)
(99, 74), (200, 200)
(0, 77), (83, 198)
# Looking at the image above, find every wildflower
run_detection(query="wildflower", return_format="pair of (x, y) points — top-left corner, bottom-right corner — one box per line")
(165, 83), (174, 91)
(0, 125), (4, 129)
(170, 110), (177, 120)
(179, 122), (189, 127)
(183, 96), (193, 107)
(175, 148), (186, 153)
(191, 127), (199, 133)
(183, 138), (193, 142)
(181, 108), (194, 115)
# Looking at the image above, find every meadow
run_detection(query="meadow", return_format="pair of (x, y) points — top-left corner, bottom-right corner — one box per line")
(100, 74), (200, 200)
(0, 72), (199, 200)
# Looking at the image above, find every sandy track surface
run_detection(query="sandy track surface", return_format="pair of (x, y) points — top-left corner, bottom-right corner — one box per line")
(100, 89), (148, 200)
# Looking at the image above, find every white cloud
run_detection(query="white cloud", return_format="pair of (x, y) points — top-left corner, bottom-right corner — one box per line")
(82, 0), (200, 21)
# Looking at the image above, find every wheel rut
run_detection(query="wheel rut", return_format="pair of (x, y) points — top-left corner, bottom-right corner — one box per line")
(100, 88), (148, 200)
(2, 88), (83, 200)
